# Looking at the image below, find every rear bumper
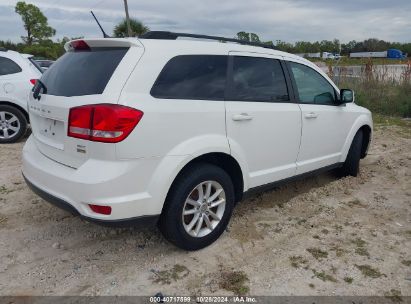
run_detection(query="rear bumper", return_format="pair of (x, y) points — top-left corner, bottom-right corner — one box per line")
(22, 135), (163, 223)
(23, 174), (159, 227)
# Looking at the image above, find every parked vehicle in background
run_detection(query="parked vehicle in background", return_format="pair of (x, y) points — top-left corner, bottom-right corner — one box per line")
(22, 32), (373, 250)
(297, 52), (341, 60)
(35, 59), (55, 71)
(322, 52), (335, 59)
(0, 49), (42, 143)
(296, 52), (321, 58)
(350, 49), (406, 59)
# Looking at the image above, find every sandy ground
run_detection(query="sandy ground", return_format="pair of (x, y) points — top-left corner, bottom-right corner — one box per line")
(0, 123), (410, 298)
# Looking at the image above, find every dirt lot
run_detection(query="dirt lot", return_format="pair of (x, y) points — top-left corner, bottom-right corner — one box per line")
(0, 122), (410, 298)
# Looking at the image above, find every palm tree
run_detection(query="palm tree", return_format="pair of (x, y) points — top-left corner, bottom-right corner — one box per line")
(113, 18), (149, 37)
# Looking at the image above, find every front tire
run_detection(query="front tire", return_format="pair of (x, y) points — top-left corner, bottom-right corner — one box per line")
(0, 105), (27, 143)
(339, 130), (363, 177)
(159, 163), (235, 251)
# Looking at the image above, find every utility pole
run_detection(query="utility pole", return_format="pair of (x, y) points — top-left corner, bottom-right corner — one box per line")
(123, 0), (132, 37)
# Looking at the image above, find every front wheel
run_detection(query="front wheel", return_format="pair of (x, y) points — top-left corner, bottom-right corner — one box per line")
(159, 163), (235, 251)
(339, 130), (363, 177)
(0, 105), (28, 143)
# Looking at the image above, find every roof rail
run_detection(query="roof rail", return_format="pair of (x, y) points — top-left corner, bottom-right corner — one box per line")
(139, 31), (275, 50)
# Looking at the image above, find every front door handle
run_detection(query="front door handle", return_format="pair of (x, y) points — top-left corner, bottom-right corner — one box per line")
(232, 113), (253, 121)
(305, 112), (318, 119)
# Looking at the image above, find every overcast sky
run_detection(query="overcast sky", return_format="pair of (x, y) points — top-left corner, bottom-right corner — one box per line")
(1, 0), (410, 43)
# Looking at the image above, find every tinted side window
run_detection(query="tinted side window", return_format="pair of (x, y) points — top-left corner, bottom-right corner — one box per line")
(151, 55), (228, 100)
(229, 56), (289, 102)
(0, 57), (22, 75)
(289, 62), (336, 105)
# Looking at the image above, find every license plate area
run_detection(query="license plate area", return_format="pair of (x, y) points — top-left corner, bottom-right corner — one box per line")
(36, 117), (65, 150)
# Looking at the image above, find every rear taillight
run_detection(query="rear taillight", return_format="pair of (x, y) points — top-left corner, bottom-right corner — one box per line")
(68, 104), (143, 143)
(30, 79), (37, 85)
(89, 204), (112, 215)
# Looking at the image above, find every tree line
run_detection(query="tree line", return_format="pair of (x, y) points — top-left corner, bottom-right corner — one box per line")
(1, 2), (409, 60)
(235, 32), (411, 56)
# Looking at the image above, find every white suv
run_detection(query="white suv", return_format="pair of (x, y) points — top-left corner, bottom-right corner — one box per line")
(22, 32), (372, 250)
(0, 49), (42, 143)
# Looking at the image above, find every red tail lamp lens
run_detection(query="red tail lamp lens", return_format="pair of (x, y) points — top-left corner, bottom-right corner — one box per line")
(89, 204), (112, 215)
(68, 104), (143, 143)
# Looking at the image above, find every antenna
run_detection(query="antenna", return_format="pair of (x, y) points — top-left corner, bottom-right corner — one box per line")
(90, 11), (110, 38)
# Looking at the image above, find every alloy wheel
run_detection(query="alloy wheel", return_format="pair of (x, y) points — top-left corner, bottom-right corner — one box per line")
(182, 180), (226, 238)
(0, 111), (20, 140)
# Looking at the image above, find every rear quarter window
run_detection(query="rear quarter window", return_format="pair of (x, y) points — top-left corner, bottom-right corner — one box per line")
(150, 55), (228, 100)
(0, 57), (22, 75)
(40, 47), (128, 97)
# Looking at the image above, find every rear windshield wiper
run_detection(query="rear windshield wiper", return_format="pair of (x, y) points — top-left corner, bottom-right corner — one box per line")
(33, 80), (47, 100)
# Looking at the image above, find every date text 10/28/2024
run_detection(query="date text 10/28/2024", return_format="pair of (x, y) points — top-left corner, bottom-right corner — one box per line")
(149, 296), (258, 303)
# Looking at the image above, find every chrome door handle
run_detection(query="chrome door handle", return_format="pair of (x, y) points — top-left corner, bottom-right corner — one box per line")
(232, 113), (253, 121)
(305, 112), (318, 119)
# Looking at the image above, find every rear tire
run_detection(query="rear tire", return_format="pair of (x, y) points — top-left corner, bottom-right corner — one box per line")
(159, 163), (235, 251)
(0, 105), (27, 143)
(339, 130), (363, 177)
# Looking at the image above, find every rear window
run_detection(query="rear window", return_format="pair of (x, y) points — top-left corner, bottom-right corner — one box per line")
(150, 55), (228, 100)
(40, 47), (128, 97)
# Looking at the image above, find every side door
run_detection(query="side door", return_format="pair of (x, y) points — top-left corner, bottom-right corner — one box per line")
(0, 56), (26, 104)
(225, 52), (302, 189)
(285, 59), (355, 175)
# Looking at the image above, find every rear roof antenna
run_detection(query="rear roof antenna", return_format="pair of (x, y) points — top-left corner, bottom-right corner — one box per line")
(90, 11), (110, 38)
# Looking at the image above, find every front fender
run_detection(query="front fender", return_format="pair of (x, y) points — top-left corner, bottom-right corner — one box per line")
(339, 114), (373, 162)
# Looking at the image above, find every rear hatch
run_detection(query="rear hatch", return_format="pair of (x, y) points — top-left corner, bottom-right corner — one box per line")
(28, 38), (144, 168)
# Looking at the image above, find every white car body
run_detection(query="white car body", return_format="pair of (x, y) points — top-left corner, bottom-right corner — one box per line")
(0, 50), (42, 115)
(22, 36), (372, 232)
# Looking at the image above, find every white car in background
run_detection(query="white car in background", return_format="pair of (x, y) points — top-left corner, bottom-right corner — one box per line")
(35, 59), (55, 71)
(0, 49), (42, 143)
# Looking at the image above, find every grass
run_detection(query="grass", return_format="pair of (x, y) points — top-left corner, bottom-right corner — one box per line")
(352, 238), (370, 257)
(307, 248), (328, 260)
(401, 260), (411, 266)
(330, 246), (347, 257)
(335, 62), (411, 117)
(0, 185), (12, 195)
(355, 247), (370, 257)
(384, 289), (403, 303)
(344, 277), (353, 284)
(308, 57), (408, 66)
(152, 264), (189, 284)
(355, 264), (385, 278)
(346, 199), (367, 208)
(0, 215), (7, 225)
(219, 270), (249, 295)
(289, 256), (308, 268)
(373, 114), (411, 127)
(312, 269), (337, 283)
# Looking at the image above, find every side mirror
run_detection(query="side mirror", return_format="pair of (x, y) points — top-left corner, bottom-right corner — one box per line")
(340, 89), (355, 103)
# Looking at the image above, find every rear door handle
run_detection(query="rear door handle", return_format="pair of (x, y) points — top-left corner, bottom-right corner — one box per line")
(305, 112), (318, 119)
(232, 113), (253, 121)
